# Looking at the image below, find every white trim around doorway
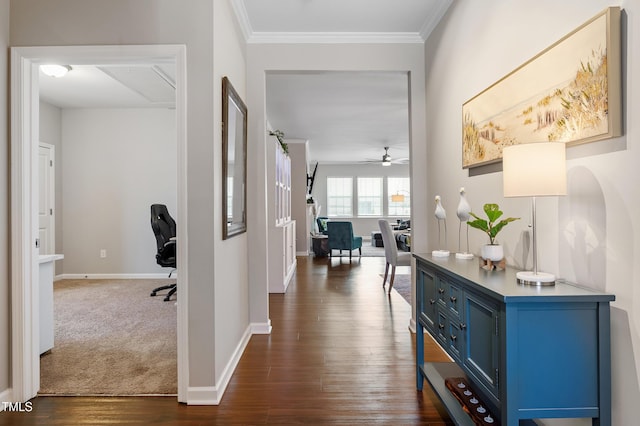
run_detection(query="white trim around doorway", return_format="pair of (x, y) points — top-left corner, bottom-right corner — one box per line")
(10, 44), (188, 403)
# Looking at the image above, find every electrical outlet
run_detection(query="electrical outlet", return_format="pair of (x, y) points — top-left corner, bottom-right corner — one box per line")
(100, 249), (107, 258)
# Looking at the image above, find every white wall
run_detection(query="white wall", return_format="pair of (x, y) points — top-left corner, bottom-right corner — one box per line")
(212, 0), (250, 391)
(8, 0), (248, 403)
(0, 0), (9, 397)
(60, 108), (176, 275)
(313, 163), (410, 237)
(424, 1), (640, 424)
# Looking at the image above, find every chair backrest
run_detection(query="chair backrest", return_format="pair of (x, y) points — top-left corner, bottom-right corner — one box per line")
(151, 204), (177, 266)
(316, 216), (329, 234)
(378, 219), (399, 266)
(327, 221), (354, 248)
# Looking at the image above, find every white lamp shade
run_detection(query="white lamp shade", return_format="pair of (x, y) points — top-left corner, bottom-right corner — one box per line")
(503, 142), (567, 197)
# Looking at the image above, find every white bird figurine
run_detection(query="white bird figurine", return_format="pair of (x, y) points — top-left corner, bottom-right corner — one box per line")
(434, 195), (446, 220)
(456, 188), (473, 259)
(456, 187), (471, 222)
(434, 195), (448, 254)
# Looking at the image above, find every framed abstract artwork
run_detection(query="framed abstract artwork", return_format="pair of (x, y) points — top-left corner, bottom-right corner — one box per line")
(462, 7), (621, 169)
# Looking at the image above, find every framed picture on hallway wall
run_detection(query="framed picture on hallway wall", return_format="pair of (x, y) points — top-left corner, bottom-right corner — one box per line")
(222, 76), (248, 239)
(462, 6), (622, 169)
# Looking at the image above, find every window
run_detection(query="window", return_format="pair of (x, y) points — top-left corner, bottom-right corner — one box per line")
(327, 175), (410, 217)
(388, 177), (411, 216)
(357, 177), (383, 216)
(327, 177), (353, 216)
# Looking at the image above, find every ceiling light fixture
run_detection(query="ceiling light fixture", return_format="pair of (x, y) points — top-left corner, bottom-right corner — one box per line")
(382, 146), (392, 166)
(40, 64), (72, 78)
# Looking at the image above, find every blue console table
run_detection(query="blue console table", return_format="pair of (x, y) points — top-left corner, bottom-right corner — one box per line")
(414, 253), (614, 426)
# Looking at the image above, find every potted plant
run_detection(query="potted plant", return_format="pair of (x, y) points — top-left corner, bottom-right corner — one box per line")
(467, 203), (519, 261)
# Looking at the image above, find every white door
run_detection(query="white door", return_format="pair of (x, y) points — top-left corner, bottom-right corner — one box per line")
(38, 143), (55, 255)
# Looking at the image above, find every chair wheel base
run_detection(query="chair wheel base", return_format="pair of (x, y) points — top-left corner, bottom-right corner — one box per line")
(150, 283), (177, 301)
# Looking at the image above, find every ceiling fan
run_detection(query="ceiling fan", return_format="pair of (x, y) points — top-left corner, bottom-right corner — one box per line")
(363, 146), (409, 166)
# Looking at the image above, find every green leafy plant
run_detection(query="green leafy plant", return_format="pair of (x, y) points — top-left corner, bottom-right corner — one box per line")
(468, 203), (519, 245)
(269, 129), (288, 154)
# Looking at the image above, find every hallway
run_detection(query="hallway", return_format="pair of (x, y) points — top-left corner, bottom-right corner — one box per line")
(1, 256), (452, 425)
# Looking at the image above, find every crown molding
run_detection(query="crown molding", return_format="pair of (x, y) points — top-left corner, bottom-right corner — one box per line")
(419, 0), (453, 40)
(230, 0), (253, 42)
(247, 31), (425, 44)
(230, 0), (453, 45)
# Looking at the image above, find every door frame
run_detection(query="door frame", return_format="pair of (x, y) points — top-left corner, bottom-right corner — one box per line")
(10, 45), (188, 402)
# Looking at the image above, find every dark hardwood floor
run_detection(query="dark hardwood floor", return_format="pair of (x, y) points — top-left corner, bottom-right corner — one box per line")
(1, 256), (452, 425)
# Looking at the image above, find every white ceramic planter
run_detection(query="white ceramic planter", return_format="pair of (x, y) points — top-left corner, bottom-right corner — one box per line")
(481, 244), (504, 262)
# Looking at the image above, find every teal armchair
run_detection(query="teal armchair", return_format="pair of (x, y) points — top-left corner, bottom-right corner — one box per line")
(327, 221), (362, 260)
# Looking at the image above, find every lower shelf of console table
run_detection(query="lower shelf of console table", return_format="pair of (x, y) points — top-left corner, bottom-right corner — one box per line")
(414, 253), (614, 426)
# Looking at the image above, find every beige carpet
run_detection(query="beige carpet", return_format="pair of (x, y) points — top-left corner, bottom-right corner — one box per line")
(39, 279), (177, 395)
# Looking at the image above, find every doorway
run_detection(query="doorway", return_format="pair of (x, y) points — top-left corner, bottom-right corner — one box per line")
(10, 45), (188, 402)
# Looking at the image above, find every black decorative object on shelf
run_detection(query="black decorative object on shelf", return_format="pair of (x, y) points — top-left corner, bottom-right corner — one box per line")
(307, 162), (318, 196)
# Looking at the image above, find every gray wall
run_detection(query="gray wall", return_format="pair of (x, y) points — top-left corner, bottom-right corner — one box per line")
(40, 104), (177, 277)
(0, 0), (9, 398)
(424, 1), (640, 424)
(8, 0), (248, 400)
(247, 43), (428, 329)
(60, 108), (176, 275)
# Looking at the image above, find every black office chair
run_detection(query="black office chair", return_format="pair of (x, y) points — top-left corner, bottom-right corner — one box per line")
(150, 204), (177, 301)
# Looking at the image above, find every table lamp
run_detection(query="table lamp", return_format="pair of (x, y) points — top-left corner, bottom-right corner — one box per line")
(503, 142), (566, 285)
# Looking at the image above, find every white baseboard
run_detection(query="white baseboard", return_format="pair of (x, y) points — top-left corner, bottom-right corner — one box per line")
(0, 388), (13, 410)
(186, 325), (252, 405)
(58, 273), (175, 280)
(408, 318), (417, 333)
(251, 319), (272, 334)
(296, 250), (309, 256)
(186, 386), (218, 405)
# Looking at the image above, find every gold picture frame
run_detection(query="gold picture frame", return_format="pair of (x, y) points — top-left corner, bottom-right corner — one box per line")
(462, 7), (621, 169)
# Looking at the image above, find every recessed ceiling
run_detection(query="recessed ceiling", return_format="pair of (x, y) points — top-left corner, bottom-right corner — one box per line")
(38, 64), (176, 109)
(267, 71), (410, 165)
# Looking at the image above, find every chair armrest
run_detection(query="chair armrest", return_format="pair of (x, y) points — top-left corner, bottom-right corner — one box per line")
(160, 239), (176, 257)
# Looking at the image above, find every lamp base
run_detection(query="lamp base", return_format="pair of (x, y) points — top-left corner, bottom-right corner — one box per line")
(455, 252), (473, 260)
(432, 250), (450, 258)
(516, 271), (556, 286)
